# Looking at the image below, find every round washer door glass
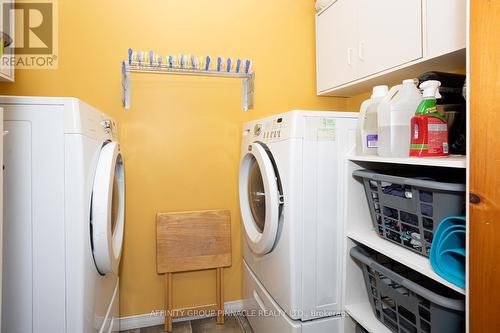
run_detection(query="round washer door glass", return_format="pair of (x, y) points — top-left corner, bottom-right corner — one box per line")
(239, 142), (281, 255)
(91, 141), (125, 275)
(248, 158), (266, 232)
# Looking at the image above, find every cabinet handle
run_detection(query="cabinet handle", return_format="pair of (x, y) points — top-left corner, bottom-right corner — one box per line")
(347, 48), (353, 66)
(359, 41), (365, 61)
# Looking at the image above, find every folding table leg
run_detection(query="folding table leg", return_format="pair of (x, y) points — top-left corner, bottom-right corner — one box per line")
(165, 273), (173, 332)
(216, 268), (224, 324)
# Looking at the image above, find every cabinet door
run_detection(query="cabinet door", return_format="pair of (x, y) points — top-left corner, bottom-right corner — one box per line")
(316, 0), (357, 93)
(357, 0), (422, 79)
(426, 0), (466, 57)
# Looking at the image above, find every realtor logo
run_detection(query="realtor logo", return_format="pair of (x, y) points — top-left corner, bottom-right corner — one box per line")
(1, 0), (58, 69)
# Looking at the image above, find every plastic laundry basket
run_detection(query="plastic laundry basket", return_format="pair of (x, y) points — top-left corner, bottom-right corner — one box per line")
(350, 246), (465, 333)
(353, 170), (465, 256)
(355, 324), (369, 333)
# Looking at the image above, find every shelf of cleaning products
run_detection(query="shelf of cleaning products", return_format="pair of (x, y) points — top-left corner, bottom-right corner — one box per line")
(121, 61), (255, 111)
(346, 228), (465, 295)
(346, 302), (392, 333)
(349, 155), (466, 168)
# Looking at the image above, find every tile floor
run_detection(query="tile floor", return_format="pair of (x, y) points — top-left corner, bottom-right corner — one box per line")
(121, 315), (253, 333)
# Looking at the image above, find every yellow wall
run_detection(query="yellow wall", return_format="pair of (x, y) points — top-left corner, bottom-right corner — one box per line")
(0, 0), (354, 316)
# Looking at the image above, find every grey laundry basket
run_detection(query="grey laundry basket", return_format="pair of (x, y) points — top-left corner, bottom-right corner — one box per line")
(355, 324), (369, 333)
(351, 246), (465, 333)
(353, 170), (465, 256)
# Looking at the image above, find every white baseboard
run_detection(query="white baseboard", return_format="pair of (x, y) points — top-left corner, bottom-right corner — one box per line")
(119, 300), (244, 331)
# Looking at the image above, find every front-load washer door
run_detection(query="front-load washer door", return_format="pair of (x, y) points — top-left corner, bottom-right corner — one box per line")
(239, 142), (283, 255)
(91, 141), (125, 275)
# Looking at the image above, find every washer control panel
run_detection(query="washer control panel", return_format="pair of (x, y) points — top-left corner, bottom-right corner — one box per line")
(258, 116), (288, 142)
(263, 129), (281, 139)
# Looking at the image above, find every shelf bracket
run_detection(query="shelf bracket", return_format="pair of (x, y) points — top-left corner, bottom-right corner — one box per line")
(242, 73), (255, 112)
(122, 61), (131, 110)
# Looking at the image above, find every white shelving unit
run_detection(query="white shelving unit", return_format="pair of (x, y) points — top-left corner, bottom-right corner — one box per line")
(349, 155), (466, 169)
(346, 228), (465, 295)
(342, 155), (467, 332)
(345, 302), (392, 333)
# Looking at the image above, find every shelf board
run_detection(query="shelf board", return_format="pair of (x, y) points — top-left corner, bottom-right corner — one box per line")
(349, 154), (466, 168)
(345, 302), (392, 333)
(346, 227), (465, 295)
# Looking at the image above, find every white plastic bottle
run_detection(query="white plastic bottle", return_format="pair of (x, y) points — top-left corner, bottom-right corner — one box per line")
(356, 85), (389, 155)
(377, 79), (423, 157)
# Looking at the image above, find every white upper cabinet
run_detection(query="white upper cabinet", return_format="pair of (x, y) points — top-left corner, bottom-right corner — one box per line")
(316, 0), (466, 96)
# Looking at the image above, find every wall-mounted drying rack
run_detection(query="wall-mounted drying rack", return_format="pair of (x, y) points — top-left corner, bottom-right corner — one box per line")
(121, 61), (255, 111)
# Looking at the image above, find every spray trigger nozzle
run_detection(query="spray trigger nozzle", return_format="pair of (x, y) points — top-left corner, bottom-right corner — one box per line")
(419, 80), (442, 99)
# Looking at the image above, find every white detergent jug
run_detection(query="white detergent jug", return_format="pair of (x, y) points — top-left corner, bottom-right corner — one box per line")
(377, 79), (422, 157)
(356, 85), (389, 155)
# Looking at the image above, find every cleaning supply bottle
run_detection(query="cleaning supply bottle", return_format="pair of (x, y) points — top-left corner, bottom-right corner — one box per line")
(410, 80), (449, 157)
(356, 85), (389, 155)
(377, 79), (423, 157)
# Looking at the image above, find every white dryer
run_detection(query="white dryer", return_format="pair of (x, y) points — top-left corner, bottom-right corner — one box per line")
(1, 96), (125, 333)
(239, 110), (357, 333)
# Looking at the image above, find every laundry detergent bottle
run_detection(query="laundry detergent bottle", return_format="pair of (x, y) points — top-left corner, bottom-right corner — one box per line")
(356, 85), (389, 155)
(410, 80), (449, 157)
(377, 79), (423, 157)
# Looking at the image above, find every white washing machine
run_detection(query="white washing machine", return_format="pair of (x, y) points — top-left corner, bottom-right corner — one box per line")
(1, 96), (125, 333)
(239, 110), (357, 333)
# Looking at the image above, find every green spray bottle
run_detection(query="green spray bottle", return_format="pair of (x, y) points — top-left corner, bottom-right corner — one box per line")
(409, 80), (449, 157)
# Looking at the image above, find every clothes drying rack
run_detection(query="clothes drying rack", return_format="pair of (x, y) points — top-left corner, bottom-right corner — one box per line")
(121, 61), (255, 111)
